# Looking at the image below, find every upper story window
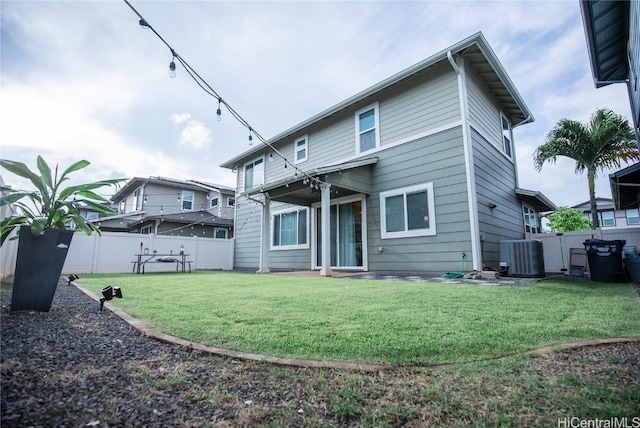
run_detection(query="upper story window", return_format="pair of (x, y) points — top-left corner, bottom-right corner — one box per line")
(228, 197), (236, 206)
(295, 135), (308, 164)
(600, 211), (615, 227)
(589, 210), (616, 227)
(523, 205), (539, 233)
(626, 209), (640, 225)
(272, 208), (308, 249)
(133, 188), (141, 211)
(210, 197), (219, 208)
(501, 114), (512, 158)
(244, 157), (264, 191)
(355, 103), (380, 154)
(380, 182), (436, 239)
(181, 190), (194, 211)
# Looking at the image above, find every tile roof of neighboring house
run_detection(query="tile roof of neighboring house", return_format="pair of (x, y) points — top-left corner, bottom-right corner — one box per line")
(128, 210), (234, 228)
(221, 31), (533, 169)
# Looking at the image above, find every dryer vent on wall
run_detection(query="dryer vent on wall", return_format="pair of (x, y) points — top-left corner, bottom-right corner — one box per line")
(499, 239), (545, 278)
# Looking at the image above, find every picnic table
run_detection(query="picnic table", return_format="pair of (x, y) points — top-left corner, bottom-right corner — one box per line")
(132, 253), (192, 274)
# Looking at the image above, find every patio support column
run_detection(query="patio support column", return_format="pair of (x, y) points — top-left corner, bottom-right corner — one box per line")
(257, 194), (270, 274)
(320, 184), (332, 277)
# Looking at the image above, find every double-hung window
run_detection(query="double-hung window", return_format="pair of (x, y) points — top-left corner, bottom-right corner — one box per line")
(626, 209), (640, 225)
(380, 183), (436, 239)
(272, 208), (308, 249)
(295, 135), (308, 164)
(600, 211), (615, 227)
(244, 157), (264, 191)
(181, 191), (194, 211)
(210, 197), (219, 208)
(501, 114), (512, 158)
(355, 103), (380, 154)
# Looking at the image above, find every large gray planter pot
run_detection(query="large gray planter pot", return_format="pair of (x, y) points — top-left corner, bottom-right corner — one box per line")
(11, 226), (74, 312)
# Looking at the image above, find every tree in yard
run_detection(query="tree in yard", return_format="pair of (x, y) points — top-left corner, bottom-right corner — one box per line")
(533, 108), (638, 228)
(545, 206), (592, 232)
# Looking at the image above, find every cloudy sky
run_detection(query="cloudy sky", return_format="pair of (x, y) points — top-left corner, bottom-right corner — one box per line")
(0, 0), (634, 208)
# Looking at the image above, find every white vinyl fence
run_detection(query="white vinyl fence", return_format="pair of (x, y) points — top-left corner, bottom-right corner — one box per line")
(1, 231), (234, 276)
(526, 227), (640, 273)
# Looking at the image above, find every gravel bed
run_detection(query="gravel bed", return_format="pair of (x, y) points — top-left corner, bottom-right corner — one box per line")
(1, 278), (638, 427)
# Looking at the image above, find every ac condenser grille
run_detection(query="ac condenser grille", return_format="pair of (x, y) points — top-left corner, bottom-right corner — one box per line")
(499, 240), (545, 278)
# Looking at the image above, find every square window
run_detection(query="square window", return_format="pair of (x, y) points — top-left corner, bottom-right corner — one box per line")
(272, 208), (308, 249)
(380, 183), (436, 239)
(210, 197), (219, 208)
(600, 211), (615, 227)
(626, 209), (639, 225)
(214, 228), (227, 239)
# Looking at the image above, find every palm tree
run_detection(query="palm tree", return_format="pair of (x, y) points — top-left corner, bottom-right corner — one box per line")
(533, 108), (637, 228)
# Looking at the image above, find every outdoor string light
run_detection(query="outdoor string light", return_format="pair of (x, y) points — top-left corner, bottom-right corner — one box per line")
(122, 0), (325, 190)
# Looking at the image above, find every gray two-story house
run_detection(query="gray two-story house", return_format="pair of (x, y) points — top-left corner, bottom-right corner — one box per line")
(95, 176), (235, 239)
(221, 32), (555, 275)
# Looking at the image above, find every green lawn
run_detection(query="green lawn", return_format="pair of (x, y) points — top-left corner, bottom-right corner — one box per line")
(76, 272), (640, 366)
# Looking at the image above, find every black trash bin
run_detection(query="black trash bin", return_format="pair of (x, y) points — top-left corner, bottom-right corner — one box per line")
(583, 239), (626, 283)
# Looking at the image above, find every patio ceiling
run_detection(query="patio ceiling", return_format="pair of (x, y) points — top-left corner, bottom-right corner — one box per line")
(241, 157), (378, 206)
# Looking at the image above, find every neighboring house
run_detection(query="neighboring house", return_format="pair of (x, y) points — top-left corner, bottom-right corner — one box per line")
(581, 0), (640, 212)
(572, 197), (640, 229)
(581, 0), (640, 147)
(221, 32), (555, 275)
(95, 176), (235, 239)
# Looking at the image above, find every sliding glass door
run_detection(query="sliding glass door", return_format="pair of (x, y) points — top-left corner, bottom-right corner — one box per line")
(315, 198), (364, 269)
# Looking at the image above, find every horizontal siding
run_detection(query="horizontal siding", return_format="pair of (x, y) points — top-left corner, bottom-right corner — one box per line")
(380, 63), (460, 144)
(466, 63), (501, 146)
(367, 126), (473, 273)
(232, 198), (263, 269)
(264, 64), (461, 187)
(471, 128), (523, 268)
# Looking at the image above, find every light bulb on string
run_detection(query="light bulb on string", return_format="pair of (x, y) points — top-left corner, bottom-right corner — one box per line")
(168, 60), (176, 78)
(248, 128), (253, 145)
(216, 99), (222, 122)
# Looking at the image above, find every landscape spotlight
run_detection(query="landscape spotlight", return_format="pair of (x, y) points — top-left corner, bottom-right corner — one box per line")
(100, 286), (123, 311)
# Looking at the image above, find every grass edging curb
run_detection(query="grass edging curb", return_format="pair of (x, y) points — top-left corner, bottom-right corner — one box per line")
(74, 282), (640, 372)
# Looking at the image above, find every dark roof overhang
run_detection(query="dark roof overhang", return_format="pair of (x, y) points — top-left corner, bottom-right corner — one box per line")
(610, 162), (640, 210)
(515, 188), (557, 213)
(580, 0), (630, 88)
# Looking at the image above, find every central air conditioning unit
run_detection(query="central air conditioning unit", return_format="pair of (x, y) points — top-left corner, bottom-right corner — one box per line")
(499, 239), (545, 278)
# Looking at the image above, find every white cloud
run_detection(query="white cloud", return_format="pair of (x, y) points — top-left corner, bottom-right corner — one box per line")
(169, 113), (191, 125)
(177, 119), (212, 151)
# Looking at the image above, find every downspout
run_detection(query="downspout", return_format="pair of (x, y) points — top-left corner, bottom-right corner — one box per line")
(511, 115), (530, 189)
(447, 51), (482, 271)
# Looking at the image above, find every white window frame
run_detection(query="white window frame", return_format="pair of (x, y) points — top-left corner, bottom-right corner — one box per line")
(243, 156), (265, 191)
(214, 227), (228, 239)
(140, 225), (153, 234)
(626, 209), (640, 225)
(600, 210), (615, 227)
(133, 187), (141, 211)
(181, 190), (194, 211)
(355, 102), (381, 154)
(210, 196), (219, 208)
(227, 197), (235, 207)
(270, 207), (309, 250)
(500, 113), (513, 158)
(294, 135), (308, 164)
(379, 182), (436, 239)
(523, 204), (539, 234)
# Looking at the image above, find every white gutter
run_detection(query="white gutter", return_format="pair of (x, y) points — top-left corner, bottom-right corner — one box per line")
(448, 50), (482, 271)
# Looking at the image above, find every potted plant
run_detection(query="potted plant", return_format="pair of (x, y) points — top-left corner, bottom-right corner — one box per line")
(0, 156), (124, 311)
